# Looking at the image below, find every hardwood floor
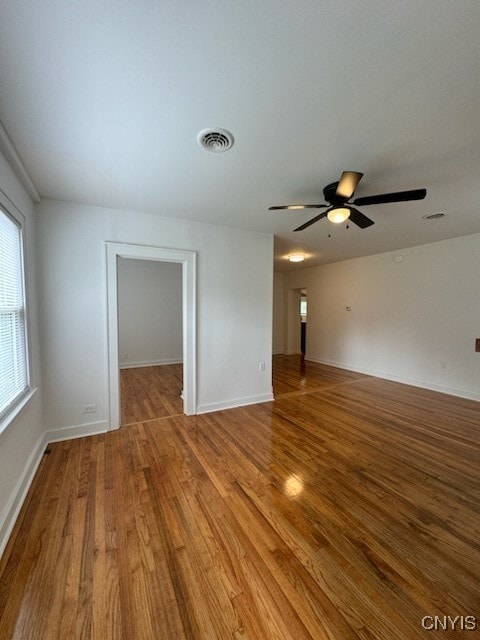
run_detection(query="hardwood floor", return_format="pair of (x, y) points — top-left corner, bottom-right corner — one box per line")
(273, 353), (369, 396)
(1, 356), (479, 639)
(120, 364), (183, 424)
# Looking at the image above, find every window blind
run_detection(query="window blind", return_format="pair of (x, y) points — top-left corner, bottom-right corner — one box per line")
(0, 209), (28, 418)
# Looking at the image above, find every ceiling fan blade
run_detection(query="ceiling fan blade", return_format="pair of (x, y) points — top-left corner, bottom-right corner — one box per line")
(294, 211), (328, 232)
(353, 188), (427, 206)
(336, 171), (363, 199)
(347, 207), (374, 229)
(269, 204), (327, 211)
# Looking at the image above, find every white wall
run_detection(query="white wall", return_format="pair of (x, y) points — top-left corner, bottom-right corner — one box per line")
(283, 234), (480, 400)
(118, 258), (182, 368)
(36, 199), (274, 431)
(0, 150), (43, 556)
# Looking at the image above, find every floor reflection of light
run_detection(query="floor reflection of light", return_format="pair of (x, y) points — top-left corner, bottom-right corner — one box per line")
(284, 474), (304, 498)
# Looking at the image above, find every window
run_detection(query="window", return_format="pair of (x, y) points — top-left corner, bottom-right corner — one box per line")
(0, 206), (29, 421)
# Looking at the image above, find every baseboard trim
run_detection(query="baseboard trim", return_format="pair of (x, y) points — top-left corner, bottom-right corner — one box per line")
(44, 420), (109, 444)
(120, 358), (183, 369)
(305, 355), (480, 402)
(0, 432), (48, 559)
(196, 393), (275, 415)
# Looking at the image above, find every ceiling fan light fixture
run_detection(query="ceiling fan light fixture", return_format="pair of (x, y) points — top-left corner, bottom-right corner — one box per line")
(269, 171), (426, 232)
(288, 254), (305, 263)
(327, 207), (350, 224)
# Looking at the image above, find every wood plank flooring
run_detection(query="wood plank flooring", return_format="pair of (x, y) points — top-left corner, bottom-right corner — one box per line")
(273, 354), (369, 396)
(1, 356), (479, 639)
(120, 364), (183, 424)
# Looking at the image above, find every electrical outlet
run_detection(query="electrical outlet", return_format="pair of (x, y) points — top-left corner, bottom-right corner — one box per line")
(440, 361), (447, 370)
(121, 352), (128, 361)
(82, 404), (97, 414)
(259, 361), (266, 372)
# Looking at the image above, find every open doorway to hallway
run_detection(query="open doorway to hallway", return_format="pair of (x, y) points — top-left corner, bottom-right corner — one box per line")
(300, 288), (307, 355)
(117, 258), (183, 425)
(283, 286), (306, 356)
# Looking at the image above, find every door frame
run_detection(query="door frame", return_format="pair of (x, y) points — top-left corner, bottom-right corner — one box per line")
(106, 242), (197, 429)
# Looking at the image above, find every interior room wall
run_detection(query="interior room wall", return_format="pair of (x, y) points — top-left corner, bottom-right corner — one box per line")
(283, 234), (480, 400)
(0, 150), (43, 556)
(118, 258), (182, 368)
(36, 198), (274, 433)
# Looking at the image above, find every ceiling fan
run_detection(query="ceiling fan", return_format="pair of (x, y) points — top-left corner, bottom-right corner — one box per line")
(269, 171), (427, 231)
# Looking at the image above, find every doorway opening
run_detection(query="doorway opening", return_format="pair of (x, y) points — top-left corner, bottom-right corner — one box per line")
(285, 287), (305, 355)
(300, 289), (307, 356)
(117, 258), (183, 425)
(106, 243), (196, 430)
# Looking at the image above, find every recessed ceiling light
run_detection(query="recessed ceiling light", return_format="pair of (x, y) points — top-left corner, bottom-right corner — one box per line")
(197, 128), (234, 152)
(288, 254), (305, 263)
(422, 212), (447, 221)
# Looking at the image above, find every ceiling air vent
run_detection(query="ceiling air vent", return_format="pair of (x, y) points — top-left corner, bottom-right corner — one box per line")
(197, 128), (234, 152)
(422, 212), (447, 221)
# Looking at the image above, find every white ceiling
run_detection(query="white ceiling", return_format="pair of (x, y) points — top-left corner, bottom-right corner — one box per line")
(1, 1), (479, 271)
